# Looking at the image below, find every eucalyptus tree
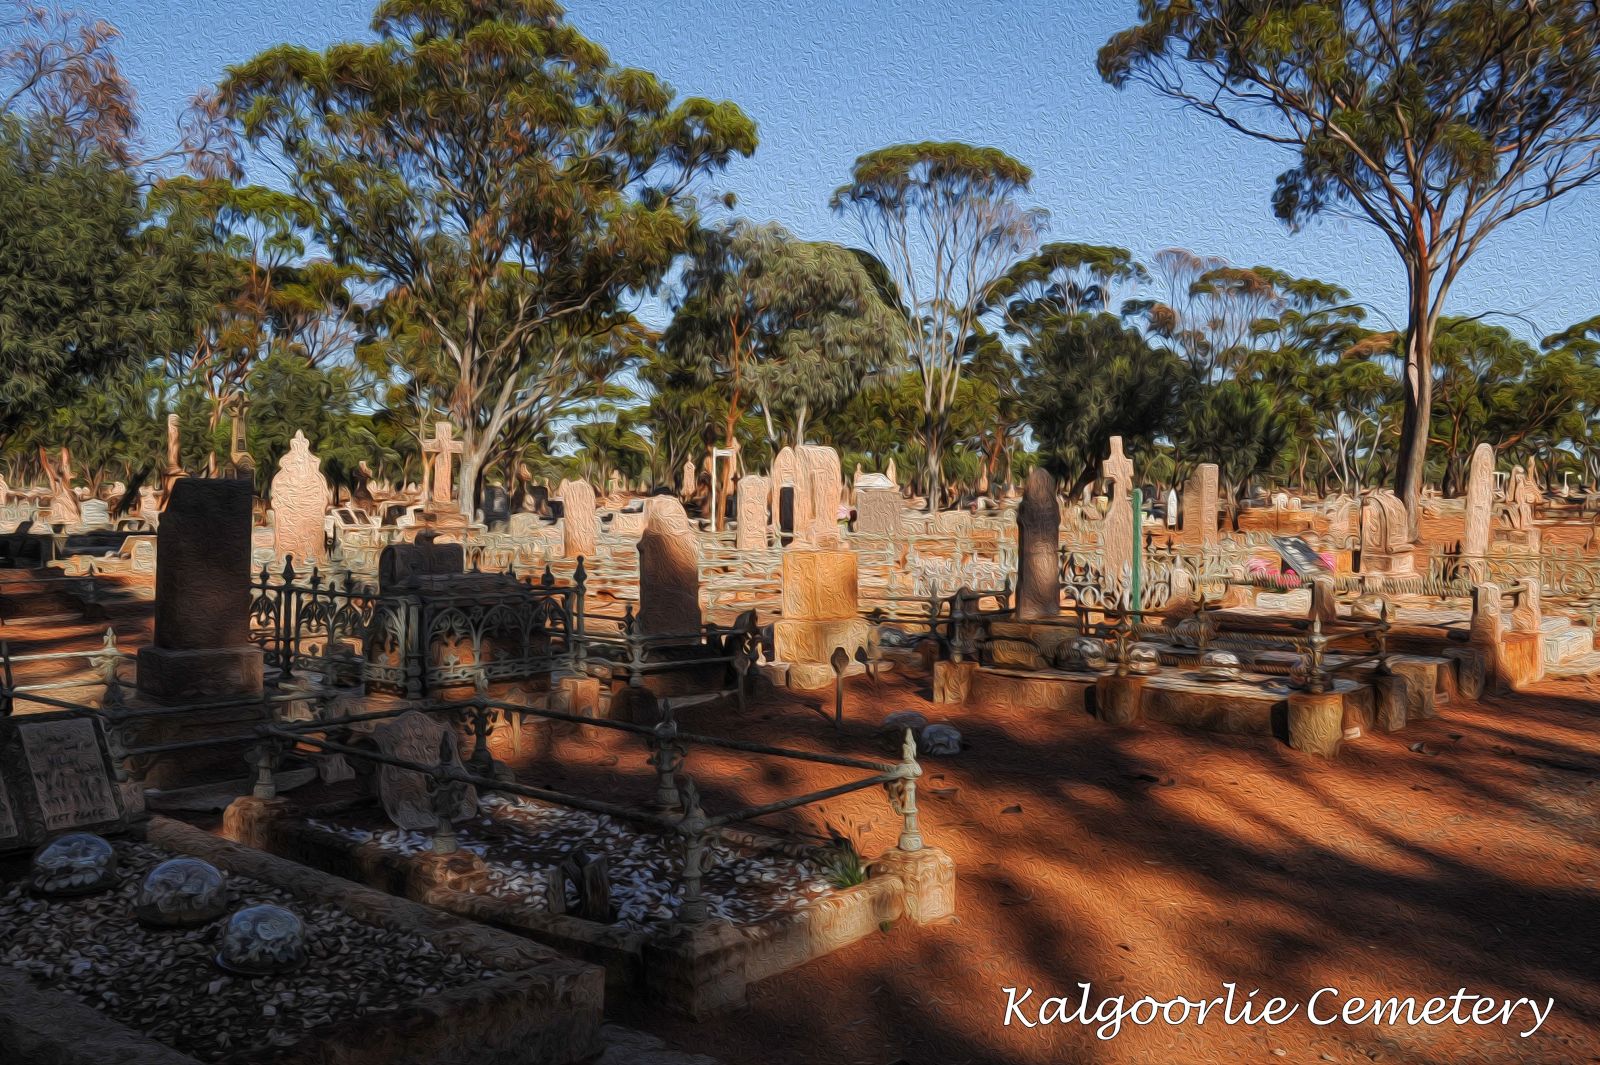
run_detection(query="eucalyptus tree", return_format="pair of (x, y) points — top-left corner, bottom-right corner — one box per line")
(1102, 0), (1600, 531)
(665, 219), (902, 452)
(831, 142), (1046, 509)
(219, 0), (756, 516)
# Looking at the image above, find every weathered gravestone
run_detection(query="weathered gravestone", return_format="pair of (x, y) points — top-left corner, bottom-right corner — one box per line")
(1463, 442), (1494, 568)
(137, 478), (263, 699)
(78, 498), (111, 529)
(854, 485), (901, 538)
(637, 497), (701, 636)
(268, 430), (329, 565)
(1101, 437), (1135, 588)
(558, 478), (597, 559)
(1180, 463), (1218, 550)
(1015, 467), (1061, 619)
(798, 444), (843, 548)
(736, 474), (770, 551)
(770, 446), (797, 536)
(370, 710), (478, 831)
(0, 715), (134, 853)
(482, 484), (512, 532)
(1360, 488), (1416, 576)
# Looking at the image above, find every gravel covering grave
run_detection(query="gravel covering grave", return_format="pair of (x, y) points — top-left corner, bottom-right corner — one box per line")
(0, 840), (503, 1064)
(308, 795), (840, 931)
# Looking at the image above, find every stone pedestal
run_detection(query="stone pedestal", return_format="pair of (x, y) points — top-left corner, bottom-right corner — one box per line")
(1095, 674), (1146, 726)
(868, 846), (955, 924)
(1372, 673), (1408, 732)
(641, 920), (751, 1019)
(932, 659), (975, 705)
(136, 645), (264, 701)
(1446, 647), (1486, 701)
(1287, 691), (1345, 756)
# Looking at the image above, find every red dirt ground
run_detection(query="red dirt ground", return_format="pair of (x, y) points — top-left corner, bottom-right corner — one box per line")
(521, 670), (1600, 1065)
(9, 572), (1600, 1064)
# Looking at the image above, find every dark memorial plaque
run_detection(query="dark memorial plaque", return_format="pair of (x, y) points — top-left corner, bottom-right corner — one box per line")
(1271, 535), (1333, 579)
(0, 715), (129, 852)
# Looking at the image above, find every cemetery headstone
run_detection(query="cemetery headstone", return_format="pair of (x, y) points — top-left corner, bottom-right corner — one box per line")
(136, 478), (263, 698)
(558, 478), (597, 558)
(371, 710), (477, 830)
(268, 430), (329, 565)
(1016, 467), (1061, 619)
(1180, 463), (1219, 550)
(1102, 437), (1135, 585)
(637, 497), (701, 636)
(1463, 442), (1494, 564)
(736, 474), (770, 551)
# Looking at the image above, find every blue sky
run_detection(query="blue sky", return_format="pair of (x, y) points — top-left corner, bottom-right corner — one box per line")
(100, 0), (1600, 341)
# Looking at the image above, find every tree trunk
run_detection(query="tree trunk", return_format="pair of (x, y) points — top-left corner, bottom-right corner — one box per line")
(1393, 265), (1434, 539)
(458, 446), (482, 520)
(922, 418), (943, 514)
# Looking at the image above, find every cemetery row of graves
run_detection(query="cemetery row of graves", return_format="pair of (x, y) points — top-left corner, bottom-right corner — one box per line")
(1, 412), (1598, 1063)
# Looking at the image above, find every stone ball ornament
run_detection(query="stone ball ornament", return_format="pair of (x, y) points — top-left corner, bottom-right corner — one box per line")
(1196, 649), (1243, 682)
(30, 832), (119, 897)
(135, 857), (229, 927)
(1126, 644), (1161, 675)
(216, 904), (309, 974)
(1071, 637), (1109, 672)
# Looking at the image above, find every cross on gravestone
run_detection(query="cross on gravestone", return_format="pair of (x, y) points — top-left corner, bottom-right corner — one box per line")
(421, 422), (465, 506)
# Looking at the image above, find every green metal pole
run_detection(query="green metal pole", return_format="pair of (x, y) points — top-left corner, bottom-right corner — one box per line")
(1130, 487), (1143, 612)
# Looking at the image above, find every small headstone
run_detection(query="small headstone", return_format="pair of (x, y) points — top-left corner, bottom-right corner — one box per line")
(0, 716), (129, 852)
(78, 498), (111, 529)
(558, 479), (597, 558)
(371, 711), (477, 831)
(637, 497), (701, 636)
(736, 475), (770, 550)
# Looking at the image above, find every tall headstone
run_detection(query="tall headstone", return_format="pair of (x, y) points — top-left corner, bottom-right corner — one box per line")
(137, 478), (263, 698)
(1101, 437), (1135, 585)
(771, 446), (799, 537)
(1015, 467), (1061, 619)
(798, 444), (843, 548)
(557, 478), (597, 559)
(736, 475), (770, 551)
(637, 496), (701, 636)
(268, 431), (329, 565)
(1180, 463), (1219, 550)
(1463, 443), (1494, 564)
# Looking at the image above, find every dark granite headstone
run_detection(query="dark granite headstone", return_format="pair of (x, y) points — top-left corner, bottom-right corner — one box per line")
(482, 485), (511, 532)
(136, 478), (263, 698)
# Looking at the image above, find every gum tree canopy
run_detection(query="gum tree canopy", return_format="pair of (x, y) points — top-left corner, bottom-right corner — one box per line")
(1100, 0), (1600, 533)
(219, 0), (756, 515)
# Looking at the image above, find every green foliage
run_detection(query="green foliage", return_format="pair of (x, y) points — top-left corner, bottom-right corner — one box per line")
(816, 828), (867, 889)
(665, 220), (903, 449)
(0, 119), (210, 444)
(219, 0), (757, 511)
(1021, 313), (1185, 494)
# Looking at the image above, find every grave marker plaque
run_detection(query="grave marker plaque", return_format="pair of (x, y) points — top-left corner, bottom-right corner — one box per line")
(1271, 535), (1333, 578)
(0, 715), (130, 851)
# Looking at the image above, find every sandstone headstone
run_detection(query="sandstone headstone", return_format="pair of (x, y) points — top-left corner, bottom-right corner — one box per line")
(681, 459), (696, 499)
(798, 444), (843, 548)
(268, 430), (329, 565)
(557, 478), (597, 558)
(1360, 488), (1415, 576)
(1463, 442), (1494, 564)
(1016, 467), (1061, 619)
(854, 486), (901, 538)
(1180, 463), (1218, 550)
(771, 446), (798, 534)
(736, 475), (770, 551)
(637, 497), (701, 636)
(78, 498), (111, 529)
(371, 710), (477, 831)
(885, 457), (898, 487)
(1102, 437), (1135, 585)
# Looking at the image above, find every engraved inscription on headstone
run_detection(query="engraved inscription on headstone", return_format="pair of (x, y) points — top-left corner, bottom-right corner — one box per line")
(18, 718), (121, 832)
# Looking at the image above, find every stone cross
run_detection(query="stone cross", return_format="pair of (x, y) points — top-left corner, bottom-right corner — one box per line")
(421, 422), (464, 506)
(1101, 437), (1135, 586)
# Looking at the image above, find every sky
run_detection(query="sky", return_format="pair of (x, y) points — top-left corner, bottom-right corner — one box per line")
(95, 0), (1600, 342)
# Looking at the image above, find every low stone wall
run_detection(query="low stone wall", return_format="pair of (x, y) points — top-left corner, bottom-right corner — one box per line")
(223, 797), (952, 1018)
(0, 815), (605, 1065)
